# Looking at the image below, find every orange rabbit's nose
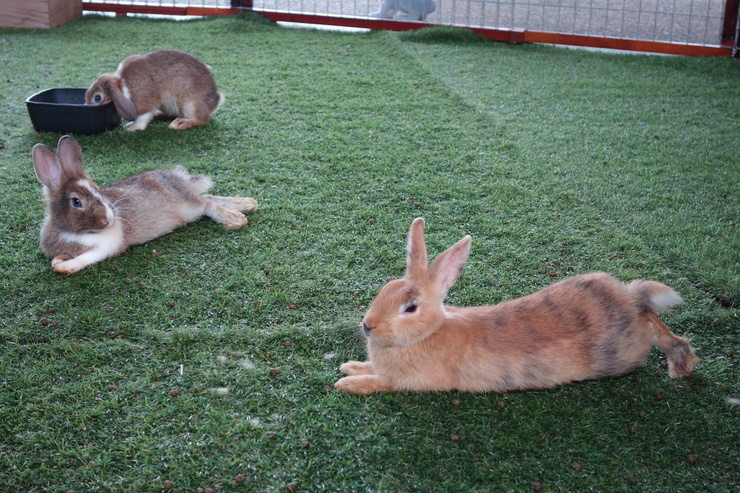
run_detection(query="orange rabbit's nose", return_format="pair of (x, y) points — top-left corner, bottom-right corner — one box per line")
(361, 321), (374, 335)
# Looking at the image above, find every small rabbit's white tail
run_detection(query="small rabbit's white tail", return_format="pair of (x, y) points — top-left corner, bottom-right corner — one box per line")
(215, 92), (225, 113)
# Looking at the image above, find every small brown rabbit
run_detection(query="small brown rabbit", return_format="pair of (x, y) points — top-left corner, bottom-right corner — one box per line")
(33, 135), (257, 274)
(335, 218), (699, 395)
(85, 49), (224, 131)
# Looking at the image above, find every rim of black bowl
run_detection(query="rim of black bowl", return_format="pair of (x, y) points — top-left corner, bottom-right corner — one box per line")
(26, 87), (103, 106)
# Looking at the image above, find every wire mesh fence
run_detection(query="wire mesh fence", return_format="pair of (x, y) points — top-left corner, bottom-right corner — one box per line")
(84, 0), (737, 53)
(253, 0), (725, 45)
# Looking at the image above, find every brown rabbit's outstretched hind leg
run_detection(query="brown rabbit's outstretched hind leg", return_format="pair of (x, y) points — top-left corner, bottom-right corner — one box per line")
(203, 195), (258, 214)
(201, 197), (248, 230)
(648, 311), (700, 378)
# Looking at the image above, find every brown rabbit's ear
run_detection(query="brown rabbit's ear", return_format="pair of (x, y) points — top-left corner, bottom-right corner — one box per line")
(405, 217), (428, 279)
(103, 76), (137, 121)
(32, 144), (62, 191)
(428, 234), (471, 296)
(56, 135), (84, 172)
(33, 136), (86, 191)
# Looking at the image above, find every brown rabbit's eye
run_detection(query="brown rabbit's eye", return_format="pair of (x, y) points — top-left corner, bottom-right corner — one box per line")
(404, 304), (418, 313)
(94, 94), (102, 103)
(71, 198), (83, 208)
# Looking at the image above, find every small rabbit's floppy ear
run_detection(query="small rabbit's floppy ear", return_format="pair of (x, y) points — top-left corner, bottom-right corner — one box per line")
(102, 75), (137, 121)
(428, 233), (471, 296)
(405, 217), (428, 279)
(32, 143), (62, 191)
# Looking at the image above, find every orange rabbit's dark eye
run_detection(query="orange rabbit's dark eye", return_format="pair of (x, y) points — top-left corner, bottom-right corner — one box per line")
(404, 304), (417, 313)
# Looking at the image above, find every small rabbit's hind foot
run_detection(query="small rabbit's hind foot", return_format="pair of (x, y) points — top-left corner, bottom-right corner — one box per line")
(169, 117), (207, 130)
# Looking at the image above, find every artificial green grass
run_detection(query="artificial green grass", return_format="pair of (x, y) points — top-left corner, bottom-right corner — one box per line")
(0, 14), (738, 492)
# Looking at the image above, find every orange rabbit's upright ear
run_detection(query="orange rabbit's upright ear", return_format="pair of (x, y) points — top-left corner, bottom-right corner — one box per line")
(428, 234), (471, 296)
(405, 217), (428, 279)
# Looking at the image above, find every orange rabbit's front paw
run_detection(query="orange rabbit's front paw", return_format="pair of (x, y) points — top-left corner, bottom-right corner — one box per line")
(335, 375), (390, 395)
(339, 361), (373, 376)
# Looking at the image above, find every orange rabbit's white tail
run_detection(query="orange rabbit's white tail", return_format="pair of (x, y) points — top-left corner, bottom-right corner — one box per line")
(627, 279), (683, 312)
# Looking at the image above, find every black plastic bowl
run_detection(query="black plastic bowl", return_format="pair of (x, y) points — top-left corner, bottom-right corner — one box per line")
(26, 88), (120, 135)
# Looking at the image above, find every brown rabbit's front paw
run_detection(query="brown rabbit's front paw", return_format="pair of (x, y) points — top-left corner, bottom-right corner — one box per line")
(51, 255), (82, 274)
(124, 121), (147, 131)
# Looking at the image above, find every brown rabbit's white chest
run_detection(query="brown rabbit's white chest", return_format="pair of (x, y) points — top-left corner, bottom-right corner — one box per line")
(59, 221), (125, 256)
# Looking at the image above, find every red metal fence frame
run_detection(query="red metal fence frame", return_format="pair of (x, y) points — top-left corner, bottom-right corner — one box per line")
(82, 1), (738, 57)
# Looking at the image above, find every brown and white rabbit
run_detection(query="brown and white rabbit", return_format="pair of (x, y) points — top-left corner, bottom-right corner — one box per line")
(85, 49), (224, 131)
(33, 135), (257, 274)
(335, 217), (699, 395)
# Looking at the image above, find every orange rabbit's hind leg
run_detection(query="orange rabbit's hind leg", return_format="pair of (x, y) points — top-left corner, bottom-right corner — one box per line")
(648, 312), (700, 378)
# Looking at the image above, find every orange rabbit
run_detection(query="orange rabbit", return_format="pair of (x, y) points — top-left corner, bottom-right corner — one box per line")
(335, 217), (699, 395)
